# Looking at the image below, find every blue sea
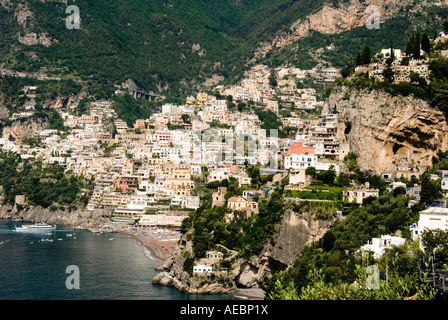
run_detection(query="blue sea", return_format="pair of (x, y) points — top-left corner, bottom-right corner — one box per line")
(0, 219), (238, 300)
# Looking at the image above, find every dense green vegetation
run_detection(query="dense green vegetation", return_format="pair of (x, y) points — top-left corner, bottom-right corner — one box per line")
(3, 0), (337, 100)
(263, 150), (448, 300)
(182, 168), (286, 261)
(111, 93), (158, 127)
(181, 188), (285, 260)
(0, 152), (89, 210)
(0, 75), (81, 109)
(263, 190), (440, 300)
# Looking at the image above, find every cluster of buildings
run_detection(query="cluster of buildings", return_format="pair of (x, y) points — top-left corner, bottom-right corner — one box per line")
(217, 64), (335, 114)
(357, 47), (431, 84)
(0, 65), (352, 230)
(360, 207), (448, 259)
(2, 77), (345, 229)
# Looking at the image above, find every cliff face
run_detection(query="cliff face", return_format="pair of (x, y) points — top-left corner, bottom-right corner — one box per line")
(2, 118), (45, 144)
(328, 86), (448, 176)
(153, 208), (338, 295)
(269, 210), (337, 266)
(252, 0), (448, 61)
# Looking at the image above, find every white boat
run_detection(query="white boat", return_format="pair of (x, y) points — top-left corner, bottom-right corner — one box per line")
(15, 223), (56, 232)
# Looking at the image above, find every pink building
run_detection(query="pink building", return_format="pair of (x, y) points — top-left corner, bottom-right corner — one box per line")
(134, 119), (146, 129)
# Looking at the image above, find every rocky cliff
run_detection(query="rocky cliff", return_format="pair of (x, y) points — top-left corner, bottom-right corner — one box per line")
(2, 117), (45, 143)
(153, 207), (339, 296)
(0, 203), (108, 229)
(328, 86), (448, 176)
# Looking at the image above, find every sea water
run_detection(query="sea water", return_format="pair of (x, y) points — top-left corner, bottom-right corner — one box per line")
(0, 219), (237, 300)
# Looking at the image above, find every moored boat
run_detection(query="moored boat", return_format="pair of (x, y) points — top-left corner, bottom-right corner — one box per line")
(15, 222), (56, 232)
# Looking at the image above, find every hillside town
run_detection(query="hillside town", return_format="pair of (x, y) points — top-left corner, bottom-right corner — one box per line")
(2, 41), (448, 280)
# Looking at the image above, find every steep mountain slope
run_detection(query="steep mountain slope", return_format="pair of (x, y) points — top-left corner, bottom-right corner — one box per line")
(1, 0), (448, 100)
(0, 0), (330, 99)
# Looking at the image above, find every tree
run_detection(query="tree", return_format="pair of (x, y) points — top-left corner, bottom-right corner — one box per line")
(305, 166), (317, 179)
(361, 45), (371, 65)
(181, 114), (190, 124)
(421, 33), (430, 56)
(355, 52), (362, 66)
(420, 174), (442, 205)
(390, 40), (395, 60)
(405, 33), (414, 57)
(443, 20), (448, 34)
(421, 229), (448, 260)
(341, 64), (354, 78)
(383, 67), (395, 83)
(414, 30), (421, 59)
(269, 70), (277, 87)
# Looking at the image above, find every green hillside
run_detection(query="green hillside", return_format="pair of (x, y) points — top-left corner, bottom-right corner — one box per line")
(1, 0), (328, 100)
(2, 0), (448, 102)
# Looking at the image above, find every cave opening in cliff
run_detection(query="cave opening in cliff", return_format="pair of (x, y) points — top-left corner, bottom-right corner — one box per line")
(344, 122), (352, 135)
(393, 143), (402, 155)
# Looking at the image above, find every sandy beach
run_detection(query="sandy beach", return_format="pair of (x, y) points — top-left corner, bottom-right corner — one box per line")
(123, 228), (180, 265)
(87, 223), (179, 265)
(88, 223), (266, 300)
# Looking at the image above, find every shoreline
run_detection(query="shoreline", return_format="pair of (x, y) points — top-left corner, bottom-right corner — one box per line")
(2, 216), (266, 300)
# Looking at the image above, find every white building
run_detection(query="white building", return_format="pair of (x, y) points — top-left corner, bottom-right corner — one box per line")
(418, 207), (448, 234)
(285, 153), (317, 170)
(207, 167), (230, 183)
(442, 178), (448, 192)
(360, 235), (406, 259)
(162, 104), (178, 115)
(193, 265), (213, 274)
(380, 48), (403, 61)
(283, 142), (317, 170)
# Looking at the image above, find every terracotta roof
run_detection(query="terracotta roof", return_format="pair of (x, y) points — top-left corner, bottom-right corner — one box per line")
(228, 196), (245, 202)
(284, 142), (315, 156)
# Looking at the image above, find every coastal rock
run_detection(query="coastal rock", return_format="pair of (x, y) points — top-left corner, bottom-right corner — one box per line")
(0, 204), (109, 229)
(234, 262), (260, 288)
(152, 272), (174, 287)
(269, 210), (338, 266)
(152, 206), (339, 296)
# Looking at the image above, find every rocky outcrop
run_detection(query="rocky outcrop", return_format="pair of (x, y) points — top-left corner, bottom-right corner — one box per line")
(269, 210), (338, 266)
(153, 207), (339, 295)
(328, 86), (448, 176)
(14, 3), (33, 27)
(2, 117), (45, 144)
(0, 204), (109, 229)
(18, 32), (56, 47)
(252, 0), (448, 61)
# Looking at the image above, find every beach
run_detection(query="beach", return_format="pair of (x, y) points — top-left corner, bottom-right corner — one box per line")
(87, 223), (266, 300)
(87, 223), (179, 265)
